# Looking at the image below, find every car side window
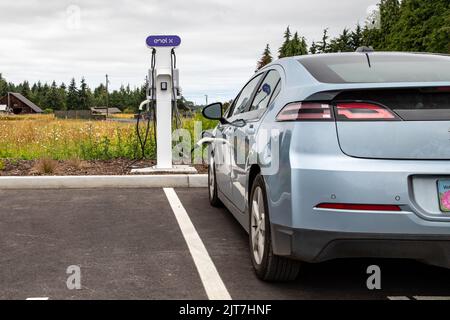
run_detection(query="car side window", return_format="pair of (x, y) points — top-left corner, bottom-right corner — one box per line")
(230, 74), (264, 117)
(250, 70), (281, 111)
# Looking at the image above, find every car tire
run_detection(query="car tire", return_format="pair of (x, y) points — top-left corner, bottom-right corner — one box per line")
(208, 156), (223, 207)
(249, 174), (301, 281)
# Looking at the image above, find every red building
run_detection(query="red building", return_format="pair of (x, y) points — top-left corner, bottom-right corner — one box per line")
(0, 92), (43, 114)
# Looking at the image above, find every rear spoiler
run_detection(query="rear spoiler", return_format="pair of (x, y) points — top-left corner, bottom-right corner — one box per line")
(304, 86), (450, 102)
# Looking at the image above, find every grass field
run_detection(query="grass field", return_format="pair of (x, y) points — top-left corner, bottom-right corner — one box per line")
(0, 113), (217, 161)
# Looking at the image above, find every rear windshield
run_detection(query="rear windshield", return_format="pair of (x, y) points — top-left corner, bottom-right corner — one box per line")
(299, 54), (450, 84)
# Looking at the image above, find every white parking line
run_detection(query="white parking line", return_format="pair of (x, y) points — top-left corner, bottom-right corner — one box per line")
(387, 296), (411, 300)
(388, 296), (450, 301)
(414, 296), (450, 300)
(163, 188), (232, 300)
(26, 297), (49, 300)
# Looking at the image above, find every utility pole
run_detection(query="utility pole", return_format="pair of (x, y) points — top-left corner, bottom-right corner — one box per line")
(205, 94), (208, 106)
(105, 74), (109, 118)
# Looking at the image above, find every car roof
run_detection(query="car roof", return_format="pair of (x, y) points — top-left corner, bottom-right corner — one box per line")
(259, 51), (450, 86)
(261, 51), (447, 69)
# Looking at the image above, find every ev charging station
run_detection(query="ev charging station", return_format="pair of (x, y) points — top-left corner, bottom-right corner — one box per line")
(132, 35), (197, 174)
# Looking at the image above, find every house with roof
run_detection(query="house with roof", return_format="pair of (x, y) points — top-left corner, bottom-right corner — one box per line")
(0, 92), (43, 114)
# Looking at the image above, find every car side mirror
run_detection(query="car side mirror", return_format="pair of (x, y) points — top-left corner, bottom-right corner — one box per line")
(202, 103), (224, 121)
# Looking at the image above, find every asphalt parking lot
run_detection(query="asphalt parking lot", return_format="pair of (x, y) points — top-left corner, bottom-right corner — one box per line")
(1, 187), (450, 300)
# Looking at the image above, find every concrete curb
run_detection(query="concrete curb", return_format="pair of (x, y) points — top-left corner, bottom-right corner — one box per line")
(0, 174), (208, 189)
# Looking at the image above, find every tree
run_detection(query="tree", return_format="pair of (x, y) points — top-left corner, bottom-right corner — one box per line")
(256, 44), (273, 70)
(44, 81), (65, 111)
(278, 27), (292, 58)
(0, 74), (7, 97)
(350, 23), (363, 50)
(317, 28), (330, 53)
(388, 0), (450, 53)
(58, 83), (67, 110)
(309, 41), (320, 54)
(328, 28), (353, 52)
(379, 0), (401, 49)
(93, 83), (107, 107)
(66, 78), (79, 110)
(19, 81), (32, 99)
(78, 78), (92, 110)
(285, 32), (308, 56)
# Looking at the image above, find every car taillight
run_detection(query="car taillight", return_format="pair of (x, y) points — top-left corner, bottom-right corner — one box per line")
(316, 203), (402, 212)
(276, 102), (333, 121)
(336, 102), (398, 120)
(436, 87), (450, 92)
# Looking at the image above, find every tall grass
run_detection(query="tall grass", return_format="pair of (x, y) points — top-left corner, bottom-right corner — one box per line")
(0, 113), (217, 161)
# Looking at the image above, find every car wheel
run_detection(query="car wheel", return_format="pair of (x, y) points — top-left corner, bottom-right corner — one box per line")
(249, 174), (301, 281)
(208, 156), (223, 207)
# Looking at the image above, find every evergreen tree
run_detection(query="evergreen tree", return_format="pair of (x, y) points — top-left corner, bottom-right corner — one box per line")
(328, 28), (354, 52)
(278, 27), (292, 58)
(309, 41), (319, 54)
(379, 0), (401, 49)
(256, 44), (273, 70)
(350, 23), (363, 50)
(93, 83), (107, 107)
(388, 0), (449, 53)
(44, 81), (64, 111)
(318, 28), (330, 53)
(0, 73), (7, 97)
(58, 83), (67, 110)
(300, 36), (308, 55)
(282, 32), (308, 57)
(78, 77), (91, 110)
(66, 78), (79, 110)
(19, 81), (32, 99)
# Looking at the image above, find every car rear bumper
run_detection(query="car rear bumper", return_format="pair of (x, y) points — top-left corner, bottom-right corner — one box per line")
(271, 224), (450, 268)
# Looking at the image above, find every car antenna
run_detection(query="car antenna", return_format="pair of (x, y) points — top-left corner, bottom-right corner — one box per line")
(356, 46), (374, 68)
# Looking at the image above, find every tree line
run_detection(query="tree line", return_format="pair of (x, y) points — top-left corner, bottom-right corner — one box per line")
(257, 0), (449, 69)
(0, 75), (195, 113)
(0, 74), (149, 113)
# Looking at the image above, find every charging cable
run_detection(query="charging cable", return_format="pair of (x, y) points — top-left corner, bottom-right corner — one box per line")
(136, 48), (156, 159)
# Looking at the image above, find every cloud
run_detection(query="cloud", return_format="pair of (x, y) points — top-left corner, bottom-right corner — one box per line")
(0, 0), (377, 104)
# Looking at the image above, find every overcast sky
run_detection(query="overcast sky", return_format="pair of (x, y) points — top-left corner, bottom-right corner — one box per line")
(0, 0), (377, 104)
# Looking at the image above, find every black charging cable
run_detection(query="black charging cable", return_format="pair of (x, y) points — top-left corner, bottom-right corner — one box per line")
(136, 48), (156, 160)
(171, 48), (182, 129)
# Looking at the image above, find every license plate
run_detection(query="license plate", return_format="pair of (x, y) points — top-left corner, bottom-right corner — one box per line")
(437, 180), (450, 212)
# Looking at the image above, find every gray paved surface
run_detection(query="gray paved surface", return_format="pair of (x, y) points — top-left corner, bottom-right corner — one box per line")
(1, 188), (450, 300)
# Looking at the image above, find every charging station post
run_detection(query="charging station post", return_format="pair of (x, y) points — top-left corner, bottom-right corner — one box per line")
(132, 35), (197, 174)
(148, 35), (180, 169)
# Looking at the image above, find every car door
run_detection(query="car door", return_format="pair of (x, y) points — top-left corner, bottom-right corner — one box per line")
(216, 74), (264, 202)
(230, 70), (282, 212)
(214, 113), (234, 200)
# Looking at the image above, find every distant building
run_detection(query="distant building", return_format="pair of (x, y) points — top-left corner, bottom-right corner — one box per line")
(0, 92), (43, 114)
(90, 107), (122, 115)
